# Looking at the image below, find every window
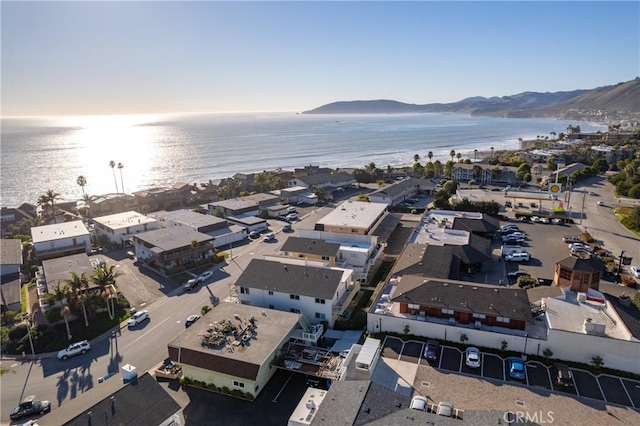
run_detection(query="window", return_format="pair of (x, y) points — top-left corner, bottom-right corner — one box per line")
(268, 304), (275, 309)
(441, 308), (454, 315)
(322, 256), (330, 261)
(233, 380), (245, 388)
(240, 287), (250, 294)
(558, 267), (572, 280)
(240, 300), (250, 305)
(290, 294), (300, 300)
(315, 313), (326, 320)
(290, 308), (301, 314)
(408, 304), (420, 310)
(472, 313), (486, 319)
(315, 298), (325, 304)
(496, 316), (510, 323)
(268, 290), (274, 295)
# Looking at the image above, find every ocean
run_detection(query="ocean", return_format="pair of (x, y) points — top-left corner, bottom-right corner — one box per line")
(0, 112), (605, 207)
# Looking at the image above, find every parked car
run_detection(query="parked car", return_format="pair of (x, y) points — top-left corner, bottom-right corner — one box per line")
(424, 340), (440, 361)
(287, 206), (297, 213)
(128, 310), (149, 327)
(10, 398), (51, 421)
(500, 224), (519, 232)
(126, 250), (136, 259)
(568, 243), (591, 252)
(563, 236), (582, 243)
(249, 230), (260, 239)
(286, 212), (298, 221)
(502, 235), (525, 244)
(630, 266), (639, 278)
(264, 232), (276, 242)
(183, 278), (199, 291)
(185, 314), (201, 328)
(465, 347), (481, 368)
(597, 201), (605, 206)
(57, 340), (91, 360)
(505, 252), (531, 262)
(551, 218), (563, 225)
(282, 223), (292, 232)
(539, 217), (550, 224)
(554, 363), (574, 388)
(410, 395), (428, 411)
(507, 357), (526, 380)
(198, 271), (214, 282)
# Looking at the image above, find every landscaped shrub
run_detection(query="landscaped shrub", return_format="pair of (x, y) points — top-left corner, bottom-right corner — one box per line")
(581, 232), (594, 243)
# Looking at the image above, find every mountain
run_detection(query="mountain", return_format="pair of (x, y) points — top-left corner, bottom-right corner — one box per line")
(302, 78), (640, 123)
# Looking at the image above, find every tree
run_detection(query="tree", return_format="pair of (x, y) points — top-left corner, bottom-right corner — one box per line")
(76, 175), (87, 198)
(413, 154), (420, 163)
(456, 152), (462, 163)
(590, 355), (604, 372)
(109, 160), (119, 194)
(61, 305), (72, 340)
(64, 272), (90, 327)
(433, 160), (443, 177)
(427, 151), (433, 163)
(253, 172), (268, 192)
(473, 149), (478, 161)
(542, 348), (554, 364)
(459, 333), (468, 344)
(191, 239), (199, 263)
(91, 265), (123, 320)
(117, 162), (125, 195)
(449, 150), (456, 162)
(38, 189), (61, 223)
(444, 160), (454, 179)
(490, 146), (495, 159)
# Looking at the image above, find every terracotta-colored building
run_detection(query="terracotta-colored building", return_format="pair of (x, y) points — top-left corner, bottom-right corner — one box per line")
(554, 256), (606, 292)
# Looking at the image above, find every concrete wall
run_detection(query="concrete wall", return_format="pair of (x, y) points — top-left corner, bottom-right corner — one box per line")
(367, 312), (640, 374)
(182, 364), (262, 397)
(238, 290), (335, 327)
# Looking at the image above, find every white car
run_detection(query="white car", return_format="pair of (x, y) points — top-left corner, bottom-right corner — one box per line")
(630, 266), (640, 278)
(287, 206), (297, 213)
(198, 271), (213, 283)
(264, 233), (276, 242)
(505, 252), (531, 262)
(285, 212), (298, 221)
(57, 340), (91, 360)
(465, 347), (481, 368)
(568, 243), (591, 252)
(127, 310), (149, 327)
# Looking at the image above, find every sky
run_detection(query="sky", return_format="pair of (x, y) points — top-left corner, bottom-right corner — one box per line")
(1, 1), (639, 116)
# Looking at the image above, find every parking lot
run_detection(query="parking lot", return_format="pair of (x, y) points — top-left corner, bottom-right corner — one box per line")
(380, 336), (640, 409)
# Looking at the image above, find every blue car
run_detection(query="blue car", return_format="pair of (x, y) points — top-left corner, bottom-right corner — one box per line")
(507, 357), (526, 380)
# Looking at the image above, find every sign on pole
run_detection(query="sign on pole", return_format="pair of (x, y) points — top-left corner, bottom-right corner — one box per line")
(548, 182), (562, 197)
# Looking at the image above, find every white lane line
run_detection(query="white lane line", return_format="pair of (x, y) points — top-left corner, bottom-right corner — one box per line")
(126, 317), (170, 347)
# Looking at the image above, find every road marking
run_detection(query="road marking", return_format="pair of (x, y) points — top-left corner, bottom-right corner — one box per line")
(272, 372), (294, 403)
(127, 317), (170, 347)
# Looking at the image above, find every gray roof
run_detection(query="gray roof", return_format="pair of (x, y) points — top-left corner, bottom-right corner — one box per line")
(235, 259), (344, 299)
(42, 253), (94, 286)
(452, 215), (499, 234)
(368, 178), (435, 198)
(310, 380), (370, 426)
(556, 256), (607, 272)
(280, 237), (341, 258)
(353, 382), (412, 425)
(62, 373), (180, 426)
(296, 171), (356, 187)
(392, 244), (457, 280)
(0, 275), (21, 307)
(0, 239), (22, 265)
(149, 209), (227, 229)
(133, 227), (213, 251)
(391, 277), (533, 323)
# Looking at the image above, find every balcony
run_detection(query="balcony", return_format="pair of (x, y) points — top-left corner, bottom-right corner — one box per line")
(332, 281), (361, 314)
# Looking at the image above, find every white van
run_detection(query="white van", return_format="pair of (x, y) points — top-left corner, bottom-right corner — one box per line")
(501, 245), (526, 257)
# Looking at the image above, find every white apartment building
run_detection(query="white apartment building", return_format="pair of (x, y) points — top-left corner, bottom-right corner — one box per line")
(31, 220), (91, 261)
(93, 211), (159, 246)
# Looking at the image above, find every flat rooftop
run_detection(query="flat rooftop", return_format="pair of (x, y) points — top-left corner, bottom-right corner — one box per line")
(411, 219), (470, 246)
(316, 200), (387, 229)
(133, 227), (213, 251)
(31, 220), (89, 244)
(543, 291), (632, 340)
(93, 210), (157, 230)
(1, 239), (22, 265)
(42, 253), (94, 285)
(149, 209), (226, 228)
(169, 303), (301, 367)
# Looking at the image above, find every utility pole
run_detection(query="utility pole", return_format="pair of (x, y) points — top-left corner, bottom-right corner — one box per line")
(579, 190), (587, 224)
(617, 250), (626, 283)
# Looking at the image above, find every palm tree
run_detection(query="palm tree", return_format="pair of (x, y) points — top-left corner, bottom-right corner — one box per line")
(109, 160), (119, 195)
(190, 239), (199, 263)
(61, 305), (72, 340)
(117, 163), (125, 195)
(51, 280), (69, 305)
(490, 146), (495, 159)
(76, 175), (87, 198)
(473, 149), (478, 161)
(456, 152), (462, 163)
(38, 189), (61, 224)
(224, 179), (240, 198)
(449, 150), (456, 162)
(253, 172), (268, 192)
(65, 272), (90, 327)
(413, 154), (420, 163)
(91, 265), (123, 320)
(427, 151), (433, 163)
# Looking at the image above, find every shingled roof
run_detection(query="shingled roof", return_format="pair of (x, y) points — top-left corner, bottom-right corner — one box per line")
(556, 256), (608, 272)
(391, 277), (533, 323)
(452, 215), (500, 234)
(280, 237), (341, 258)
(235, 259), (345, 299)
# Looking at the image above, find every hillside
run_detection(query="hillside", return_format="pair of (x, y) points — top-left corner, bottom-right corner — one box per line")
(302, 78), (640, 123)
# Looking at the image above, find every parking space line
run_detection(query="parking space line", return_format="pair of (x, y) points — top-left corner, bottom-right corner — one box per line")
(546, 366), (554, 390)
(619, 378), (635, 408)
(595, 375), (606, 401)
(272, 371), (294, 403)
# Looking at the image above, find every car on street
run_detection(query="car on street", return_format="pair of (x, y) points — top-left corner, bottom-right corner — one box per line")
(286, 212), (298, 221)
(126, 250), (136, 259)
(507, 357), (526, 380)
(264, 232), (276, 242)
(630, 266), (640, 278)
(554, 363), (574, 388)
(183, 278), (199, 291)
(424, 340), (440, 361)
(465, 347), (481, 368)
(597, 201), (605, 206)
(185, 314), (201, 328)
(128, 310), (149, 327)
(10, 398), (51, 421)
(505, 252), (531, 262)
(410, 395), (428, 411)
(282, 223), (292, 232)
(287, 206), (297, 213)
(57, 340), (91, 360)
(249, 230), (260, 239)
(198, 271), (213, 283)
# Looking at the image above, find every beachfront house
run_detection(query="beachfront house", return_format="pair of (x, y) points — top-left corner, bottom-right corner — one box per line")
(92, 211), (159, 247)
(31, 220), (92, 261)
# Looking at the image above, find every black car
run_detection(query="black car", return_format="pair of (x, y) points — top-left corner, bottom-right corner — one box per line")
(424, 340), (440, 361)
(555, 364), (574, 387)
(10, 399), (51, 421)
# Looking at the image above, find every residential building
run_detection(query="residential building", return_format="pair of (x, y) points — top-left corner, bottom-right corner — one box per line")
(92, 211), (159, 247)
(315, 200), (388, 235)
(149, 209), (246, 248)
(280, 186), (318, 205)
(87, 194), (139, 218)
(31, 220), (91, 261)
(207, 193), (280, 218)
(58, 373), (181, 426)
(225, 214), (268, 234)
(167, 302), (304, 399)
(234, 258), (358, 328)
(452, 163), (517, 185)
(0, 239), (23, 312)
(131, 227), (214, 269)
(1, 204), (37, 237)
(133, 183), (192, 213)
(367, 178), (435, 205)
(288, 171), (356, 192)
(551, 162), (587, 180)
